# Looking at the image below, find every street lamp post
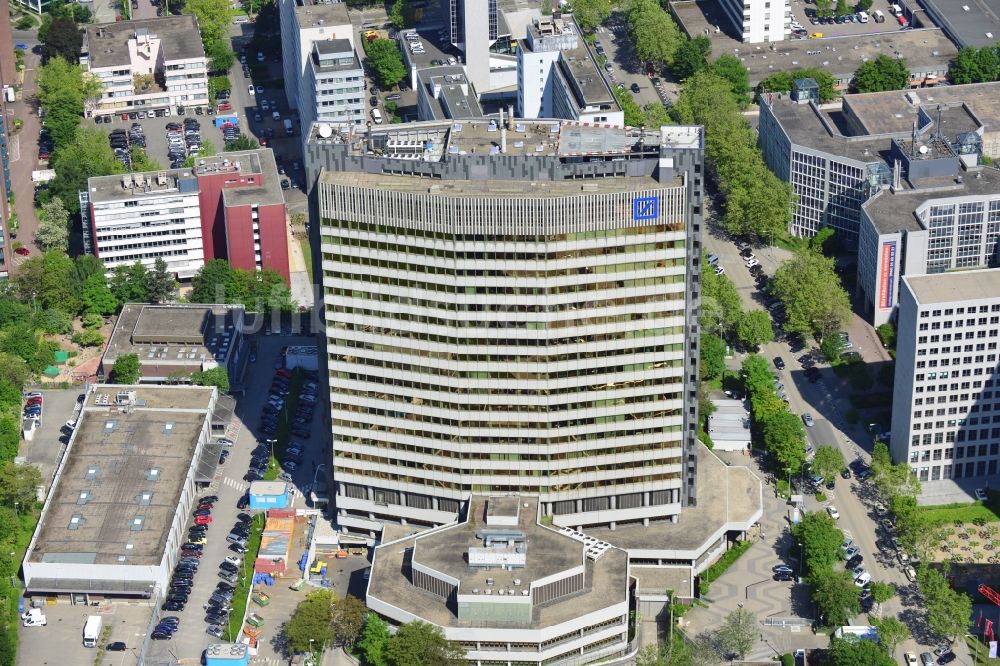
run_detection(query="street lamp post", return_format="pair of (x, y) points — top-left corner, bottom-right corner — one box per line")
(785, 467), (792, 496)
(797, 542), (803, 581)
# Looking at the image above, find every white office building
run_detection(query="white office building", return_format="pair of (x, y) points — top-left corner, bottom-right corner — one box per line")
(82, 17), (209, 118)
(891, 269), (1000, 488)
(857, 167), (1000, 326)
(305, 39), (366, 131)
(84, 171), (204, 279)
(715, 0), (790, 42)
(448, 0), (497, 92)
(516, 16), (623, 126)
(278, 0), (353, 130)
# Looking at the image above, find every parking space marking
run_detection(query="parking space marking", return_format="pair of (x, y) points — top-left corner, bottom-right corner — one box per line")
(222, 477), (247, 491)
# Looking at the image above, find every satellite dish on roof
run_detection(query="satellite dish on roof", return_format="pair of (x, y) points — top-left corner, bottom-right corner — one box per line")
(919, 145), (929, 154)
(318, 123), (333, 138)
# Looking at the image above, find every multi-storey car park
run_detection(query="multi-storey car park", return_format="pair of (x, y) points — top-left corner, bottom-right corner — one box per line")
(307, 118), (707, 536)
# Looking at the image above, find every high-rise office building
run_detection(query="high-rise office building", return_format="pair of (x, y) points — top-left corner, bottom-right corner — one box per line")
(449, 0), (497, 92)
(891, 269), (1000, 488)
(307, 119), (704, 538)
(716, 0), (790, 43)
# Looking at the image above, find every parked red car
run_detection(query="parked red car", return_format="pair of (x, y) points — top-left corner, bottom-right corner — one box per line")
(194, 515), (212, 525)
(14, 247), (29, 256)
(217, 102), (232, 112)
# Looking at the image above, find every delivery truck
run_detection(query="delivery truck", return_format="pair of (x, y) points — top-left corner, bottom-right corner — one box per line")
(83, 615), (102, 647)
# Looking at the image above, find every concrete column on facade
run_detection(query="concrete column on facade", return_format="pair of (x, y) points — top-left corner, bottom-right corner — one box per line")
(609, 495), (617, 509)
(609, 521), (616, 530)
(432, 497), (439, 510)
(643, 517), (649, 526)
(398, 491), (406, 507)
(643, 491), (650, 506)
(576, 499), (583, 513)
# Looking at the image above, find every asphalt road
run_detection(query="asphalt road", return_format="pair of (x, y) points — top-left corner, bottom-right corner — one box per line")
(703, 215), (938, 656)
(597, 12), (678, 109)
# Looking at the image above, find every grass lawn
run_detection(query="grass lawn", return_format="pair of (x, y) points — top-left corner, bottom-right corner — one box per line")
(965, 635), (1000, 666)
(225, 513), (266, 641)
(298, 236), (312, 279)
(919, 499), (1000, 527)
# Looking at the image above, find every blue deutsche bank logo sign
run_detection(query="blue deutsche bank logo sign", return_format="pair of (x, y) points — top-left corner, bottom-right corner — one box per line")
(632, 196), (659, 221)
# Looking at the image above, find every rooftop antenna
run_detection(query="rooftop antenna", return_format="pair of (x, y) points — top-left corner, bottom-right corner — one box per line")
(936, 104), (943, 141)
(911, 121), (917, 157)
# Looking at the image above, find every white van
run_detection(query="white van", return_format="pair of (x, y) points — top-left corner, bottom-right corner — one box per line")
(873, 9), (885, 21)
(857, 11), (869, 21)
(371, 108), (383, 124)
(890, 3), (902, 14)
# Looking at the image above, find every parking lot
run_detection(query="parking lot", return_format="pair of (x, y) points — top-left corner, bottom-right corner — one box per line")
(789, 0), (918, 36)
(19, 389), (82, 490)
(139, 332), (325, 664)
(15, 601), (153, 666)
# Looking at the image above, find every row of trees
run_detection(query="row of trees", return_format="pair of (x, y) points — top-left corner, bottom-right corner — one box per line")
(365, 39), (407, 89)
(190, 259), (294, 313)
(853, 54), (911, 93)
(701, 258), (774, 357)
(672, 70), (793, 242)
(742, 354), (806, 472)
(758, 67), (838, 103)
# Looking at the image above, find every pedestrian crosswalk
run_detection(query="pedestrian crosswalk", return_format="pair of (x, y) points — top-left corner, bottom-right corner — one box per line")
(221, 476), (247, 491)
(252, 658), (283, 666)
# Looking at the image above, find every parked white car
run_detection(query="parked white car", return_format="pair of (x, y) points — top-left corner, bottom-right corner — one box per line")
(826, 505), (840, 520)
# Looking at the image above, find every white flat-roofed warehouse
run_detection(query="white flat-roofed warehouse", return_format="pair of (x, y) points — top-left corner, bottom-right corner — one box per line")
(22, 385), (218, 600)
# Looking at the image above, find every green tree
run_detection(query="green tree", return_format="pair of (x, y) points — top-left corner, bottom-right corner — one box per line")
(191, 367), (230, 393)
(769, 250), (851, 340)
(40, 251), (80, 314)
(853, 54), (911, 93)
(0, 353), (30, 389)
(385, 620), (465, 666)
(0, 462), (42, 509)
(110, 262), (150, 304)
(129, 147), (162, 171)
(871, 616), (909, 653)
(793, 510), (844, 573)
(710, 55), (751, 106)
(81, 273), (118, 315)
(917, 565), (973, 641)
(190, 259), (239, 304)
(615, 88), (645, 127)
(870, 581), (896, 606)
(670, 35), (711, 81)
(35, 196), (71, 252)
(821, 334), (845, 363)
(111, 353), (141, 384)
(815, 0), (833, 18)
(947, 45), (1000, 84)
(225, 135), (260, 151)
(829, 637), (896, 666)
(284, 588), (334, 654)
(184, 0), (233, 50)
(388, 0), (405, 29)
(146, 258), (176, 304)
(716, 607), (757, 659)
(811, 445), (845, 486)
(40, 16), (83, 64)
(871, 442), (921, 502)
(0, 325), (41, 373)
(835, 0), (850, 15)
(702, 266), (742, 333)
(700, 334), (726, 382)
(570, 0), (612, 31)
(50, 128), (124, 214)
(251, 269), (294, 313)
(625, 0), (682, 67)
(82, 312), (104, 330)
(366, 39), (406, 88)
(206, 40), (236, 74)
(331, 595), (368, 647)
(34, 308), (73, 335)
(735, 310), (774, 351)
(811, 569), (861, 626)
(643, 101), (672, 128)
(758, 67), (837, 103)
(208, 75), (232, 103)
(857, 0), (873, 10)
(763, 410), (807, 470)
(358, 614), (391, 666)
